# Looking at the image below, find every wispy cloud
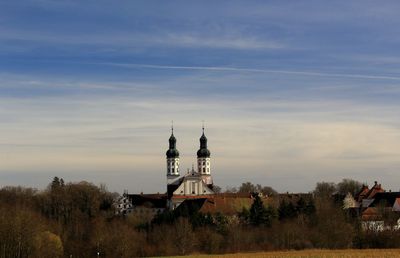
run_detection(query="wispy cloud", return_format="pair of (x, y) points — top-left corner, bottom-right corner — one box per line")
(95, 62), (400, 81)
(160, 33), (284, 49)
(0, 27), (282, 50)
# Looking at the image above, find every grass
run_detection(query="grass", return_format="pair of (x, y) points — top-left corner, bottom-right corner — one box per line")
(166, 249), (400, 258)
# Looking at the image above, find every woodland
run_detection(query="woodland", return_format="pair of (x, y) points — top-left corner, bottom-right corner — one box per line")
(1, 178), (400, 258)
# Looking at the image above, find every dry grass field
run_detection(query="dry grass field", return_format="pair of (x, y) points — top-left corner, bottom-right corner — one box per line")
(169, 249), (400, 258)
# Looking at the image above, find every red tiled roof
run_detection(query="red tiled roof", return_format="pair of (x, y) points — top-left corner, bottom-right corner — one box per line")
(199, 196), (254, 215)
(197, 195), (273, 215)
(356, 185), (370, 202)
(172, 195), (216, 199)
(365, 182), (384, 199)
(171, 193), (252, 199)
(362, 207), (380, 221)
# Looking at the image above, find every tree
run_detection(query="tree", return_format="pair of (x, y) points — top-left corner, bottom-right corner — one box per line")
(34, 231), (64, 258)
(212, 185), (222, 193)
(312, 198), (355, 248)
(92, 219), (145, 258)
(337, 178), (362, 196)
(343, 193), (357, 209)
(0, 205), (45, 258)
(239, 182), (257, 193)
(195, 226), (224, 254)
(239, 207), (250, 224)
(238, 182), (277, 196)
(278, 199), (297, 220)
(260, 186), (278, 196)
(249, 195), (276, 226)
(225, 186), (238, 193)
(305, 198), (316, 216)
(173, 217), (195, 255)
(51, 177), (61, 190)
(296, 197), (307, 214)
(314, 182), (336, 198)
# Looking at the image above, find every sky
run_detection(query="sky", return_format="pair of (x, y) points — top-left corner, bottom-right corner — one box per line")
(1, 1), (400, 194)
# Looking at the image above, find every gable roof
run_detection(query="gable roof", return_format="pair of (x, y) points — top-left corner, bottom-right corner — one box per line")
(355, 185), (370, 202)
(174, 198), (208, 215)
(369, 192), (400, 208)
(365, 182), (384, 199)
(199, 195), (254, 215)
(362, 207), (380, 221)
(167, 177), (184, 198)
(173, 193), (271, 216)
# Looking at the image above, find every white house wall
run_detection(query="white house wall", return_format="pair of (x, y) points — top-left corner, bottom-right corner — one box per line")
(393, 199), (400, 212)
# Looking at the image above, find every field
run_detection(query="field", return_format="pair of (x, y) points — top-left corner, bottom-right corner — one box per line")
(168, 249), (400, 258)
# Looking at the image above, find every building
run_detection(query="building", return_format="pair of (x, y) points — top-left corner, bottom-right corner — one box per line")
(115, 192), (134, 215)
(343, 181), (400, 231)
(116, 126), (217, 215)
(166, 126), (215, 209)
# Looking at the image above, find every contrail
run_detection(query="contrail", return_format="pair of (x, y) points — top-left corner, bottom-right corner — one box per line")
(96, 62), (400, 81)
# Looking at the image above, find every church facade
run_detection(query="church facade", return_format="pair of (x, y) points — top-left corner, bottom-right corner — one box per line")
(166, 127), (215, 209)
(116, 127), (216, 214)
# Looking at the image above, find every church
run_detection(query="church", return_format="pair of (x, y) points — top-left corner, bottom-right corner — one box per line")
(166, 126), (215, 209)
(116, 127), (218, 215)
(115, 127), (261, 217)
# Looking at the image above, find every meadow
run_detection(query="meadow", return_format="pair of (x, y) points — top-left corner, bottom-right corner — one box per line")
(173, 249), (400, 258)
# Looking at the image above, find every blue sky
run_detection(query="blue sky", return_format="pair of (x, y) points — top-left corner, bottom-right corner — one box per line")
(1, 1), (400, 193)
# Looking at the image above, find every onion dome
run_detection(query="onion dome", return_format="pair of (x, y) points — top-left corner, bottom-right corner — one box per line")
(166, 131), (179, 158)
(197, 129), (210, 158)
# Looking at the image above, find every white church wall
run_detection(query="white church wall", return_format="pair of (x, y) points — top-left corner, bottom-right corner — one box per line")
(173, 177), (214, 196)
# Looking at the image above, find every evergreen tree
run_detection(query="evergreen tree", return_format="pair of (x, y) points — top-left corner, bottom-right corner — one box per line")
(296, 197), (307, 214)
(278, 199), (297, 220)
(305, 198), (316, 216)
(50, 176), (60, 191)
(249, 195), (275, 226)
(278, 200), (287, 220)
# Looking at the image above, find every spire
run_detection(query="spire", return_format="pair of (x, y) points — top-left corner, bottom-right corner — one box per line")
(168, 132), (176, 149)
(197, 124), (210, 158)
(200, 122), (207, 149)
(166, 124), (179, 158)
(200, 132), (207, 149)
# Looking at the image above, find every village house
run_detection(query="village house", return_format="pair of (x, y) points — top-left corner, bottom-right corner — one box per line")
(343, 181), (400, 231)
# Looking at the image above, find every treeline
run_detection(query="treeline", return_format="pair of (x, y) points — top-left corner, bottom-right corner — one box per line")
(0, 178), (117, 258)
(0, 178), (400, 257)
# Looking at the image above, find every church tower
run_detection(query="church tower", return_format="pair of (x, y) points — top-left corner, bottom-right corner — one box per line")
(166, 127), (180, 182)
(197, 126), (213, 186)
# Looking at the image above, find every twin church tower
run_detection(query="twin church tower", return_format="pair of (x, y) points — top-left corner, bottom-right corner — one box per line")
(165, 126), (214, 199)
